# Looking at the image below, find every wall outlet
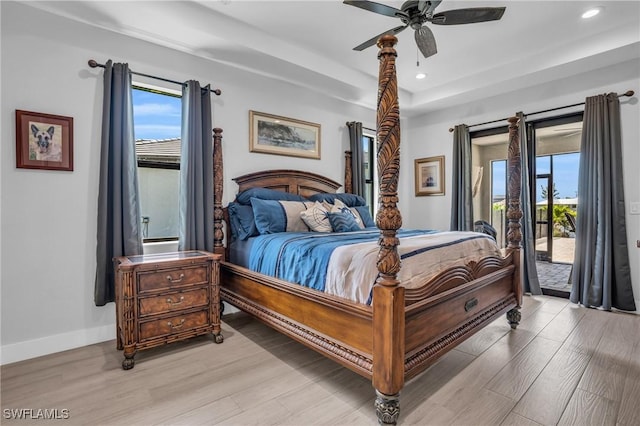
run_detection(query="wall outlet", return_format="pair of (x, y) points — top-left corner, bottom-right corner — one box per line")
(630, 202), (640, 215)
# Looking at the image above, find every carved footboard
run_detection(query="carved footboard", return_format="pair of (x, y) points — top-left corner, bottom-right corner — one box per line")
(403, 254), (518, 380)
(220, 249), (519, 383)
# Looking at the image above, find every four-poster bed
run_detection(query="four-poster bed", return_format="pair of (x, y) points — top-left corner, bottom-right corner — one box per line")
(211, 35), (524, 424)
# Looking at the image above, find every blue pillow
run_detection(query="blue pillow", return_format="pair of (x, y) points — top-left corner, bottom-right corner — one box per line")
(353, 206), (376, 228)
(227, 202), (259, 240)
(250, 197), (311, 234)
(328, 211), (361, 233)
(308, 193), (366, 207)
(236, 187), (308, 205)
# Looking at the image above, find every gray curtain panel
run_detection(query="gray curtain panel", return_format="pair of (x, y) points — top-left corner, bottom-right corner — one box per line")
(178, 81), (214, 252)
(517, 112), (541, 295)
(347, 121), (365, 197)
(450, 124), (473, 231)
(94, 61), (143, 306)
(570, 93), (636, 311)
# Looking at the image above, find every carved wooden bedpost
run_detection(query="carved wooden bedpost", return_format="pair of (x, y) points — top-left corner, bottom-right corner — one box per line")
(373, 34), (404, 426)
(213, 128), (225, 258)
(505, 117), (523, 328)
(344, 150), (353, 194)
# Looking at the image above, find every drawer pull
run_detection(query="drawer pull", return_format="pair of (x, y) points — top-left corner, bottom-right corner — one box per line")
(167, 319), (186, 329)
(166, 296), (185, 306)
(465, 298), (478, 312)
(166, 273), (185, 283)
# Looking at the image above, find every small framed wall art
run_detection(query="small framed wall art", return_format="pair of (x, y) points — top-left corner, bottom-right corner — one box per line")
(249, 110), (321, 159)
(415, 155), (445, 196)
(16, 110), (74, 171)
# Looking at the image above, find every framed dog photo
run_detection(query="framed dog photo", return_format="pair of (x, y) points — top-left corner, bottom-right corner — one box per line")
(415, 155), (445, 196)
(16, 110), (73, 171)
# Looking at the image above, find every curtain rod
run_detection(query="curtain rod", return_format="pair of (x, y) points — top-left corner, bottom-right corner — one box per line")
(88, 59), (222, 96)
(345, 122), (375, 133)
(448, 90), (634, 132)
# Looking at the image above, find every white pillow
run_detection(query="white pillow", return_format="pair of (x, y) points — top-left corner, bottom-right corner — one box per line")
(300, 201), (332, 232)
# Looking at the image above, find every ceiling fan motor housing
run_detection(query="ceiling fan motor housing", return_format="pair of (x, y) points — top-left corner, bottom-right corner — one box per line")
(345, 0), (505, 57)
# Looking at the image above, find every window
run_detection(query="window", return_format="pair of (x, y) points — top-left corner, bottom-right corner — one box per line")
(362, 133), (376, 215)
(132, 85), (182, 241)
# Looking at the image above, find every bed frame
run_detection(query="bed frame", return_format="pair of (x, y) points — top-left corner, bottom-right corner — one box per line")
(212, 35), (523, 425)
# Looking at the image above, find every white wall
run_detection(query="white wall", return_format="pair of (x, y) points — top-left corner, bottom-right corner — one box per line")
(0, 2), (376, 364)
(403, 62), (640, 312)
(2, 2), (639, 365)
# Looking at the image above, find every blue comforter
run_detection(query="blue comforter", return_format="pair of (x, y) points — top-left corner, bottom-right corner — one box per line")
(248, 229), (435, 292)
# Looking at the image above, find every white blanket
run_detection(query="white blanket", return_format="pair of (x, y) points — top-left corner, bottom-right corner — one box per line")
(324, 231), (501, 304)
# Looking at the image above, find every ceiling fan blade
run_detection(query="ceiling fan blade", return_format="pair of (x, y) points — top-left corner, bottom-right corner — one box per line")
(415, 26), (437, 58)
(353, 25), (408, 51)
(431, 7), (506, 25)
(343, 0), (407, 19)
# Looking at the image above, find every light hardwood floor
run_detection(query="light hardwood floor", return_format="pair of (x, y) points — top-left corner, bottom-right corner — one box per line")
(2, 295), (639, 425)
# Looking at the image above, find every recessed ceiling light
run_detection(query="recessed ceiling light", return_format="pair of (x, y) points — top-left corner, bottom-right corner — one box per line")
(416, 72), (426, 80)
(582, 8), (601, 19)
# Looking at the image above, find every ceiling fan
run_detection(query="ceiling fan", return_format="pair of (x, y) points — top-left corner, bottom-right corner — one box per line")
(344, 0), (506, 58)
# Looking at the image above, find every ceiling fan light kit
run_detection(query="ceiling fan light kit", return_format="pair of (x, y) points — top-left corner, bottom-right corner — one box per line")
(344, 0), (506, 58)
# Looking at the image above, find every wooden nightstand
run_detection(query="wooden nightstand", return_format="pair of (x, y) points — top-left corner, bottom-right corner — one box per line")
(114, 251), (223, 370)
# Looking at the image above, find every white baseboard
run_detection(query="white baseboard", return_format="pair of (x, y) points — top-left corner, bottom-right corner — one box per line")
(1, 301), (240, 365)
(0, 324), (115, 366)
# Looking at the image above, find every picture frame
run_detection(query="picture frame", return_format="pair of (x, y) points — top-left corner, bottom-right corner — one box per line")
(415, 155), (445, 196)
(249, 110), (320, 159)
(16, 110), (73, 171)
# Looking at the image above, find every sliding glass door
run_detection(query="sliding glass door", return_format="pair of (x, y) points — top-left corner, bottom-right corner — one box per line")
(472, 113), (582, 295)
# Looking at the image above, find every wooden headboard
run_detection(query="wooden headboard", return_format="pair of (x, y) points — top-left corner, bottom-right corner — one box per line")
(232, 169), (342, 197)
(216, 169), (342, 260)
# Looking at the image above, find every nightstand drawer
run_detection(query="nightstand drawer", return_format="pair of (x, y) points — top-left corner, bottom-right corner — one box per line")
(139, 310), (209, 341)
(137, 265), (208, 293)
(138, 288), (209, 317)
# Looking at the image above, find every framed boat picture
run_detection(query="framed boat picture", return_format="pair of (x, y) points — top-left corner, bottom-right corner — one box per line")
(249, 110), (320, 160)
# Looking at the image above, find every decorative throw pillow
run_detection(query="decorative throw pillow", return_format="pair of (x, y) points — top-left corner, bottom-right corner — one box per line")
(227, 202), (259, 240)
(300, 201), (332, 232)
(250, 197), (311, 234)
(330, 199), (364, 229)
(236, 187), (308, 205)
(352, 206), (376, 228)
(328, 211), (361, 233)
(308, 193), (366, 207)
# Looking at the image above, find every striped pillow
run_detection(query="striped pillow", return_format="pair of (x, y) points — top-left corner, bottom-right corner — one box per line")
(330, 199), (364, 229)
(328, 210), (361, 233)
(250, 197), (311, 234)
